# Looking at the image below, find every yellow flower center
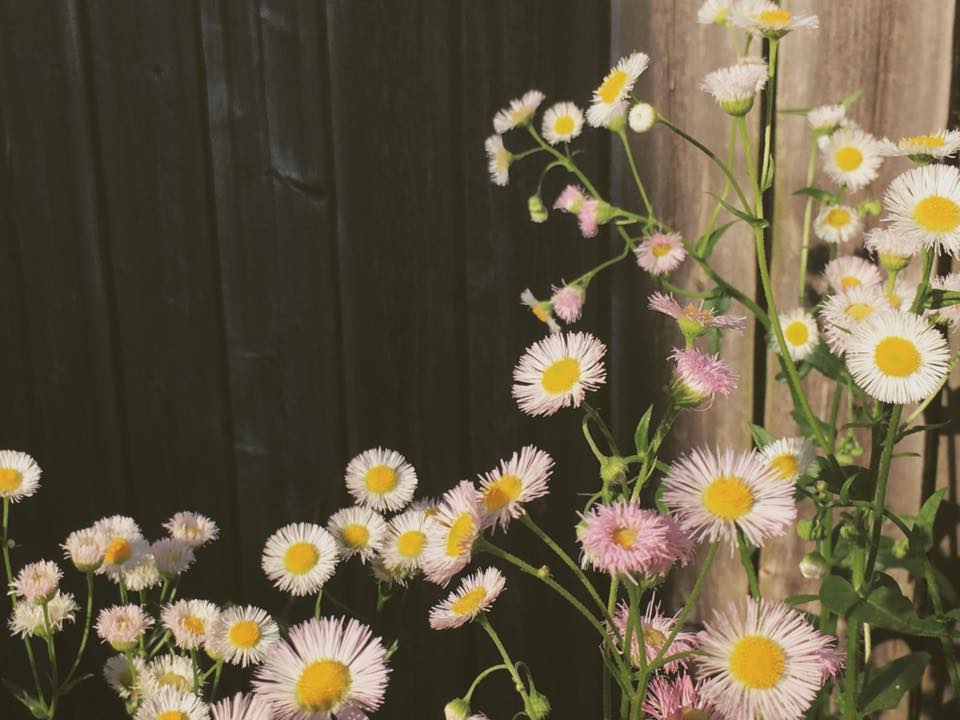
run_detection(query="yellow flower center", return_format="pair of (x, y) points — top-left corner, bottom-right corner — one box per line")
(825, 208), (851, 228)
(729, 635), (786, 689)
(296, 660), (351, 712)
(769, 453), (799, 481)
(156, 671), (191, 691)
(228, 620), (261, 649)
(341, 523), (370, 549)
(913, 195), (960, 232)
(642, 626), (667, 646)
(834, 146), (863, 172)
(495, 150), (509, 172)
(553, 115), (575, 136)
(156, 712), (188, 720)
(451, 586), (488, 616)
(396, 530), (425, 559)
(182, 616), (205, 636)
(363, 464), (397, 495)
(612, 527), (637, 549)
(104, 537), (132, 565)
(758, 8), (791, 26)
(532, 305), (549, 323)
(874, 336), (921, 377)
(703, 476), (754, 520)
(845, 302), (874, 321)
(445, 513), (476, 557)
(784, 320), (809, 346)
(0, 468), (23, 493)
(541, 357), (581, 394)
(887, 291), (902, 309)
(284, 542), (319, 575)
(904, 134), (944, 150)
(483, 474), (523, 512)
(597, 69), (628, 104)
(651, 242), (672, 257)
(840, 275), (861, 289)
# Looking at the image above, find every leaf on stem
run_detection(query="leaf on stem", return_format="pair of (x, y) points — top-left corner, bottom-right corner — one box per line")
(793, 186), (840, 204)
(634, 406), (653, 457)
(708, 193), (768, 228)
(857, 652), (930, 714)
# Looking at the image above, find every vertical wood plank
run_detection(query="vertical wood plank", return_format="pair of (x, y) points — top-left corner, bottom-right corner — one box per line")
(612, 0), (756, 621)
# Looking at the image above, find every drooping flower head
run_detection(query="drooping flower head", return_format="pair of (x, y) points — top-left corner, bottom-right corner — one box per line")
(96, 604), (154, 651)
(696, 597), (840, 720)
(776, 308), (819, 362)
(512, 332), (607, 417)
(650, 292), (745, 343)
(0, 450), (41, 502)
(663, 447), (796, 550)
(550, 284), (586, 325)
(635, 232), (687, 275)
(553, 184), (586, 214)
(429, 567), (506, 630)
(884, 163), (960, 257)
(542, 101), (584, 145)
(262, 522), (339, 597)
(669, 347), (738, 408)
(578, 500), (694, 581)
(610, 597), (698, 672)
(588, 52), (649, 128)
(880, 129), (960, 161)
(422, 481), (483, 586)
(327, 506), (388, 564)
(253, 616), (390, 718)
(345, 447), (418, 512)
(477, 445), (553, 531)
(820, 127), (883, 191)
(485, 134), (510, 186)
(521, 288), (561, 334)
(823, 255), (882, 293)
(759, 437), (815, 483)
(701, 60), (768, 116)
(493, 90), (545, 133)
(164, 511), (220, 547)
(813, 204), (862, 245)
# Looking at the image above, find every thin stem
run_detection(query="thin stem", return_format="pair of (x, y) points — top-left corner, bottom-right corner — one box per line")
(465, 663), (510, 702)
(210, 659), (224, 703)
(582, 401), (621, 456)
(526, 124), (600, 197)
(582, 416), (608, 463)
(191, 649), (200, 693)
(737, 530), (761, 599)
(63, 573), (95, 687)
(1, 498), (13, 602)
(617, 128), (654, 219)
(797, 139), (818, 304)
(478, 615), (527, 703)
(698, 118), (738, 256)
(863, 404), (903, 587)
(42, 601), (59, 718)
(843, 619), (860, 720)
(314, 590), (323, 619)
(759, 39), (778, 189)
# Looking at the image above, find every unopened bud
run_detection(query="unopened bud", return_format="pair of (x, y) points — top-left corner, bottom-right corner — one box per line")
(799, 551), (828, 580)
(526, 691), (552, 720)
(628, 103), (656, 133)
(445, 698), (470, 720)
(537, 565), (551, 580)
(600, 455), (628, 485)
(528, 194), (548, 223)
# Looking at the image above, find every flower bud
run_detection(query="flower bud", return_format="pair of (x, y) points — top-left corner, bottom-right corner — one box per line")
(526, 691), (552, 720)
(799, 551), (828, 580)
(796, 519), (814, 541)
(528, 194), (548, 223)
(600, 455), (628, 486)
(877, 253), (910, 273)
(536, 564), (551, 580)
(628, 103), (656, 133)
(445, 698), (470, 720)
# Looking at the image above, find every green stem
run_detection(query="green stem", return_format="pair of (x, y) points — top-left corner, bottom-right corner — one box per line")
(862, 404), (903, 587)
(759, 39), (778, 189)
(478, 615), (528, 704)
(617, 128), (654, 219)
(1, 498), (13, 602)
(526, 125), (599, 197)
(843, 618), (861, 720)
(464, 663), (510, 702)
(42, 601), (59, 718)
(737, 529), (761, 599)
(314, 590), (323, 619)
(924, 562), (960, 697)
(191, 649), (200, 693)
(63, 573), (95, 687)
(210, 659), (224, 703)
(797, 139), (818, 304)
(698, 118), (738, 256)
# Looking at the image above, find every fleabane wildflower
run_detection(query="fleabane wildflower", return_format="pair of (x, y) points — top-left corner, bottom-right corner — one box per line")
(521, 288), (561, 333)
(732, 1), (819, 38)
(9, 591), (77, 638)
(13, 560), (62, 602)
(93, 515), (151, 578)
(776, 308), (819, 362)
(541, 101), (584, 145)
(211, 693), (275, 720)
(116, 554), (162, 592)
(821, 127), (883, 191)
(96, 604), (153, 651)
(635, 232), (686, 275)
(884, 163), (960, 257)
(864, 227), (921, 272)
(328, 506), (388, 563)
(103, 654), (145, 699)
(550, 284), (586, 324)
(587, 52), (649, 128)
(807, 104), (846, 135)
(138, 652), (196, 699)
(381, 508), (429, 575)
(429, 567), (506, 630)
(134, 686), (208, 720)
(649, 292), (745, 343)
(0, 450), (41, 502)
(477, 445), (553, 531)
(422, 481), (482, 586)
(885, 276), (917, 312)
(610, 597), (698, 672)
(485, 134), (510, 186)
(208, 605), (280, 668)
(822, 255), (882, 293)
(262, 522), (340, 597)
(697, 0), (735, 25)
(819, 286), (892, 355)
(644, 673), (722, 720)
(553, 184), (586, 214)
(151, 538), (195, 579)
(880, 129), (960, 161)
(493, 89), (545, 133)
(669, 347), (738, 408)
(63, 527), (107, 573)
(701, 60), (768, 116)
(345, 446), (418, 512)
(696, 597), (840, 720)
(760, 437), (815, 483)
(162, 598), (220, 651)
(628, 102), (657, 133)
(813, 204), (861, 245)
(511, 331), (607, 417)
(164, 511), (219, 547)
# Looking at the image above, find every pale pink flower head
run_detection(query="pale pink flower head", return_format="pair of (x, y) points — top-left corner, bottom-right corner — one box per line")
(550, 284), (586, 324)
(578, 199), (600, 237)
(644, 673), (723, 720)
(636, 232), (687, 275)
(96, 604), (154, 651)
(13, 560), (62, 602)
(669, 347), (738, 408)
(650, 292), (746, 341)
(211, 692), (275, 720)
(422, 481), (483, 586)
(819, 645), (845, 681)
(611, 596), (698, 672)
(553, 184), (586, 213)
(63, 527), (108, 573)
(578, 500), (693, 582)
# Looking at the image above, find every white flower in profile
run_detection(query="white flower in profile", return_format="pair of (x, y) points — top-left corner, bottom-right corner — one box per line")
(0, 450), (41, 502)
(138, 652), (196, 699)
(12, 560), (62, 602)
(701, 60), (768, 116)
(587, 52), (649, 128)
(152, 538), (196, 579)
(477, 445), (554, 531)
(96, 604), (153, 651)
(422, 480), (483, 586)
(63, 527), (108, 573)
(807, 104), (846, 134)
(164, 511), (219, 547)
(822, 256), (882, 294)
(864, 228), (921, 272)
(115, 554), (162, 592)
(9, 591), (77, 638)
(698, 0), (735, 25)
(732, 0), (819, 38)
(493, 90), (545, 133)
(819, 286), (892, 355)
(429, 567), (506, 630)
(161, 598), (220, 651)
(760, 437), (815, 483)
(880, 129), (960, 160)
(485, 134), (510, 186)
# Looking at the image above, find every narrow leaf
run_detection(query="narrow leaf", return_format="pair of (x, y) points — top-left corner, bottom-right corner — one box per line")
(708, 193), (768, 228)
(858, 652), (930, 714)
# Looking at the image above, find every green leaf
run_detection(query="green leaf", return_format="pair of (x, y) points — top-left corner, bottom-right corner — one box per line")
(634, 406), (654, 456)
(819, 576), (859, 616)
(802, 342), (846, 381)
(1, 678), (46, 718)
(858, 652), (930, 714)
(841, 89), (863, 107)
(654, 482), (670, 516)
(708, 193), (768, 228)
(748, 423), (776, 449)
(785, 593), (819, 606)
(793, 186), (838, 204)
(694, 220), (737, 259)
(58, 672), (93, 696)
(897, 420), (952, 442)
(855, 579), (945, 637)
(761, 155), (775, 191)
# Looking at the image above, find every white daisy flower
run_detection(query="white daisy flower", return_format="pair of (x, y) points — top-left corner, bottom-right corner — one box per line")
(820, 127), (883, 191)
(139, 652), (197, 699)
(698, 0), (735, 25)
(162, 598), (220, 651)
(9, 591), (77, 638)
(327, 506), (388, 563)
(103, 654), (146, 699)
(493, 89), (545, 133)
(885, 277), (918, 313)
(369, 556), (415, 587)
(12, 560), (62, 602)
(422, 481), (483, 586)
(152, 538), (196, 579)
(429, 567), (506, 630)
(208, 606), (280, 668)
(484, 134), (510, 187)
(929, 273), (960, 328)
(212, 693), (275, 720)
(732, 1), (819, 38)
(760, 437), (815, 483)
(542, 101), (584, 145)
(776, 308), (820, 362)
(628, 102), (657, 133)
(477, 445), (554, 531)
(864, 228), (921, 272)
(134, 686), (209, 720)
(345, 447), (418, 512)
(884, 163), (960, 257)
(819, 286), (892, 355)
(807, 104), (846, 134)
(587, 52), (650, 128)
(63, 527), (107, 573)
(662, 447), (796, 550)
(252, 616), (390, 718)
(96, 604), (154, 651)
(164, 511), (220, 547)
(813, 204), (861, 245)
(92, 515), (151, 578)
(381, 509), (429, 574)
(697, 597), (839, 720)
(511, 331), (607, 417)
(701, 61), (768, 116)
(845, 311), (951, 404)
(262, 522), (339, 597)
(116, 554), (162, 592)
(880, 129), (960, 160)
(0, 450), (41, 502)
(823, 256), (882, 293)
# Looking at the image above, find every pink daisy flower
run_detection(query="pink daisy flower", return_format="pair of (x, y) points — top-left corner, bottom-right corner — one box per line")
(578, 500), (693, 582)
(553, 184), (586, 213)
(635, 232), (687, 275)
(610, 596), (698, 672)
(578, 199), (600, 237)
(550, 284), (586, 324)
(669, 347), (738, 408)
(649, 292), (746, 335)
(421, 481), (483, 586)
(512, 332), (607, 417)
(644, 673), (723, 720)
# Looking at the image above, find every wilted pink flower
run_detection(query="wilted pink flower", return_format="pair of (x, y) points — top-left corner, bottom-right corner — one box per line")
(644, 673), (722, 720)
(820, 645), (845, 681)
(578, 500), (693, 581)
(649, 292), (746, 336)
(550, 284), (585, 324)
(554, 184), (586, 213)
(669, 347), (738, 407)
(635, 232), (687, 275)
(578, 199), (600, 237)
(610, 596), (699, 672)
